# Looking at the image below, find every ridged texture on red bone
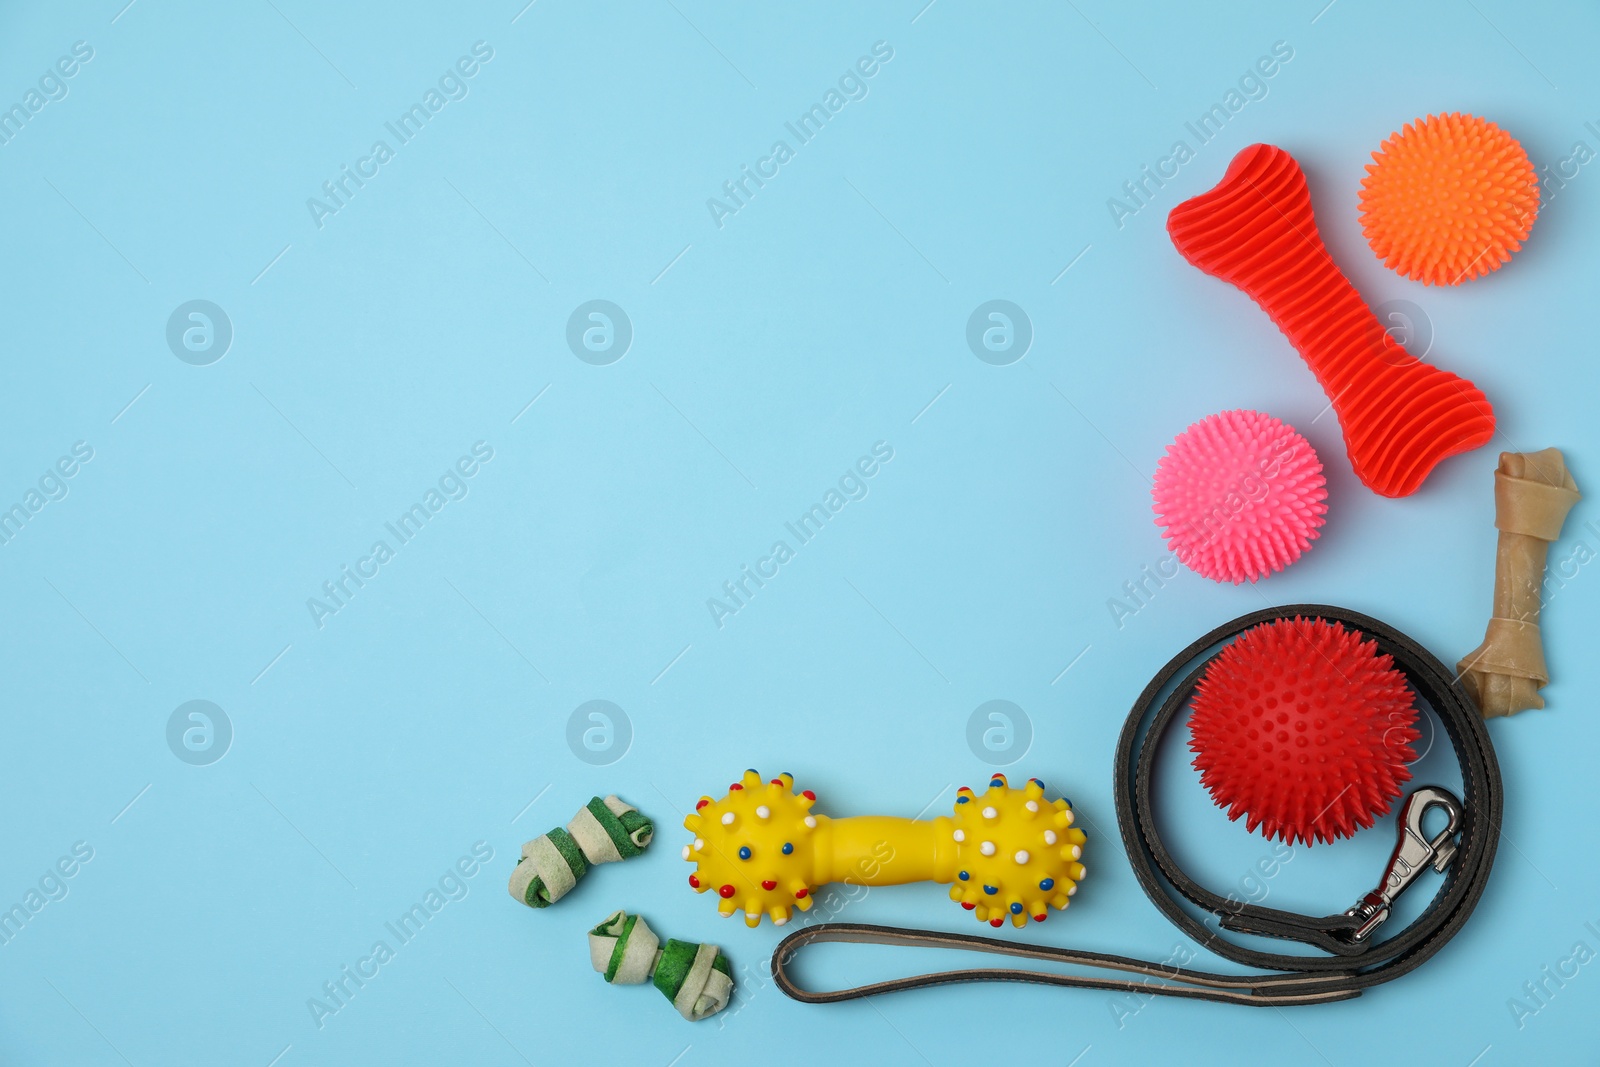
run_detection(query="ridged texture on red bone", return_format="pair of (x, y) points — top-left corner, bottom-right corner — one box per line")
(1167, 143), (1495, 498)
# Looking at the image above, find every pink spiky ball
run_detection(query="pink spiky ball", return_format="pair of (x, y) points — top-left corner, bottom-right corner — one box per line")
(1152, 410), (1327, 584)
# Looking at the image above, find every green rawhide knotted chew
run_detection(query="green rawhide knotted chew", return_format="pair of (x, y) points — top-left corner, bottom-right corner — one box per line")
(509, 796), (653, 908)
(587, 911), (733, 1022)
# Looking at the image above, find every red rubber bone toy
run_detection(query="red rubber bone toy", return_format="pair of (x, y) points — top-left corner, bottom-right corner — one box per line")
(1167, 144), (1495, 498)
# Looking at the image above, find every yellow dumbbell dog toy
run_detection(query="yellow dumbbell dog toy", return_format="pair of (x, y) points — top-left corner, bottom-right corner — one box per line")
(683, 770), (1087, 929)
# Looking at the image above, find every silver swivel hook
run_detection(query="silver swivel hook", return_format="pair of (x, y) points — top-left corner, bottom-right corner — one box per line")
(1341, 786), (1463, 943)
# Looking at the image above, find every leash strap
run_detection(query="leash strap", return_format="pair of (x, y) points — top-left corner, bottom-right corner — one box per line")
(771, 605), (1501, 1006)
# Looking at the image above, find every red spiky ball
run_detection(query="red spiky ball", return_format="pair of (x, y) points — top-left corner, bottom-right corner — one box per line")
(1187, 617), (1420, 846)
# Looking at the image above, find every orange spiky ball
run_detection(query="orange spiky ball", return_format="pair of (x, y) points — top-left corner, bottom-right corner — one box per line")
(1358, 112), (1539, 286)
(1187, 617), (1421, 847)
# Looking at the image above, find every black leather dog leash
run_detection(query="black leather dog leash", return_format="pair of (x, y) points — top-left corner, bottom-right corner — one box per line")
(771, 605), (1502, 1006)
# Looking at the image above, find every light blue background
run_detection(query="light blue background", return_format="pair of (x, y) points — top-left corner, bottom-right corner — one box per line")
(2, 1), (1597, 1063)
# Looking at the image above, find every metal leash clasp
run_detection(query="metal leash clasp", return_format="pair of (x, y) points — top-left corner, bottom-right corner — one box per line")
(1341, 786), (1463, 943)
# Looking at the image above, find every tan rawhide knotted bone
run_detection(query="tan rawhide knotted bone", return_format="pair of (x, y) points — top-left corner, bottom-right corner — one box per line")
(1458, 449), (1580, 718)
